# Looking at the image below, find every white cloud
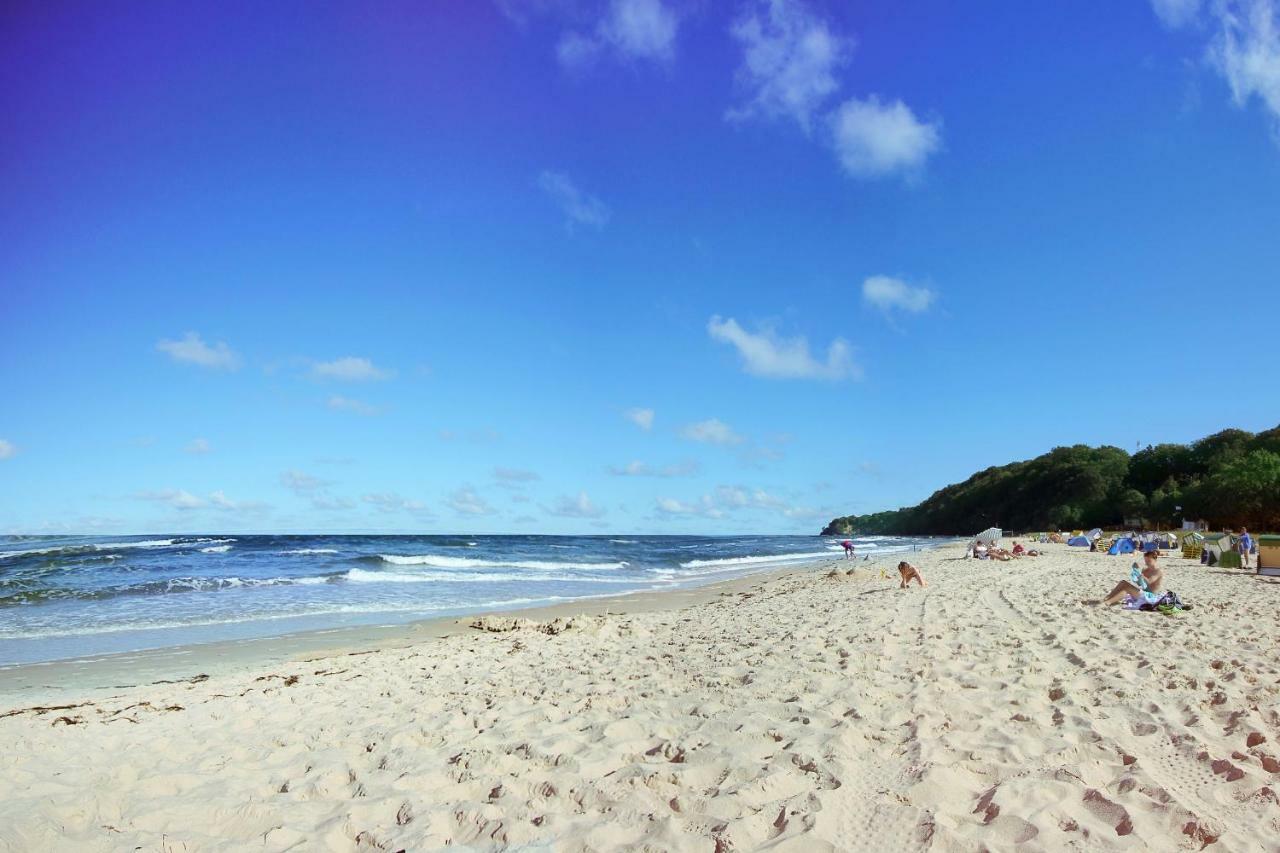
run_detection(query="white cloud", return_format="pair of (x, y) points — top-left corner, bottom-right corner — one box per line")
(625, 407), (655, 430)
(137, 489), (205, 510)
(327, 395), (380, 416)
(546, 491), (605, 518)
(861, 275), (936, 314)
(156, 332), (241, 370)
(280, 470), (328, 492)
(1151, 0), (1202, 27)
(557, 0), (678, 69)
(312, 357), (392, 382)
(185, 438), (212, 455)
(654, 495), (724, 518)
(537, 170), (610, 231)
(439, 427), (501, 443)
(494, 467), (541, 483)
(1153, 0), (1280, 139)
(707, 315), (859, 381)
(363, 492), (430, 515)
(311, 494), (355, 511)
(448, 486), (496, 516)
(680, 418), (745, 445)
(727, 0), (851, 131)
(0, 439), (15, 460)
(603, 0), (677, 61)
(830, 95), (942, 179)
(608, 459), (699, 477)
(657, 484), (821, 522)
(1209, 0), (1280, 132)
(557, 31), (601, 67)
(208, 490), (268, 512)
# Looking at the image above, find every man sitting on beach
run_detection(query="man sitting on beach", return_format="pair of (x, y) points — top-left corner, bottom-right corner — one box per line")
(1094, 551), (1164, 605)
(897, 561), (927, 588)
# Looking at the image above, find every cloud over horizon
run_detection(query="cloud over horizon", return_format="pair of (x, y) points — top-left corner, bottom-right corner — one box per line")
(624, 407), (655, 430)
(312, 356), (392, 382)
(156, 332), (241, 370)
(726, 0), (850, 131)
(708, 315), (859, 381)
(448, 486), (496, 516)
(1151, 0), (1280, 139)
(557, 0), (679, 69)
(861, 275), (936, 314)
(537, 170), (611, 231)
(830, 95), (942, 179)
(546, 491), (606, 518)
(327, 395), (380, 416)
(680, 418), (745, 445)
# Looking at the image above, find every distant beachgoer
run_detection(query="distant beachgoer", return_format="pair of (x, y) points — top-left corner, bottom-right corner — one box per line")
(1239, 528), (1253, 569)
(842, 540), (854, 560)
(1012, 542), (1026, 556)
(897, 561), (927, 588)
(1095, 551), (1164, 605)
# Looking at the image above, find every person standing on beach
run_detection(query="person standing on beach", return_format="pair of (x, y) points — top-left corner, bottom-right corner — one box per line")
(1239, 528), (1254, 570)
(841, 540), (854, 560)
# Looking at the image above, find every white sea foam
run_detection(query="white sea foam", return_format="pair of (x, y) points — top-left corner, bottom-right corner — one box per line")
(609, 539), (638, 544)
(679, 551), (831, 570)
(200, 545), (232, 554)
(285, 548), (340, 555)
(94, 539), (177, 551)
(378, 555), (628, 571)
(346, 568), (633, 585)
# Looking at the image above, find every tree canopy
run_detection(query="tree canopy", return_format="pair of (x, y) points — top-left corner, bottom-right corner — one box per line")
(821, 424), (1280, 536)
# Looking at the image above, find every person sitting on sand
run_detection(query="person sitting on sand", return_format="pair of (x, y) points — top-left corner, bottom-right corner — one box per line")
(1095, 551), (1164, 605)
(1011, 542), (1026, 556)
(897, 561), (927, 588)
(973, 542), (989, 559)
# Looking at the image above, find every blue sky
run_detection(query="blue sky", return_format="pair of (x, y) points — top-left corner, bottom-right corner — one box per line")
(2, 0), (1279, 535)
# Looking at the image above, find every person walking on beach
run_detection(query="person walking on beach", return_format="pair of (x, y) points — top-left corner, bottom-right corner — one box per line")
(841, 539), (854, 560)
(1239, 528), (1254, 570)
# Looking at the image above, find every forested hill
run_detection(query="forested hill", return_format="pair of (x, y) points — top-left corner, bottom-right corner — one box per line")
(820, 425), (1280, 536)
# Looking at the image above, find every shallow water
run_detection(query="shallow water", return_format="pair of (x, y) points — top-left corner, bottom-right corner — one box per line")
(0, 533), (933, 664)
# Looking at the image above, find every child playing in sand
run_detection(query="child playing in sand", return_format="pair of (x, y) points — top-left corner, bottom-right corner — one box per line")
(897, 561), (927, 588)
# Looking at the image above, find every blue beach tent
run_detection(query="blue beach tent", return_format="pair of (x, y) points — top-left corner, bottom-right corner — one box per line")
(1067, 535), (1091, 547)
(1108, 538), (1136, 555)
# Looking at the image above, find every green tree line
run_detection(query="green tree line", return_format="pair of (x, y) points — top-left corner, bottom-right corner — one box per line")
(821, 425), (1280, 536)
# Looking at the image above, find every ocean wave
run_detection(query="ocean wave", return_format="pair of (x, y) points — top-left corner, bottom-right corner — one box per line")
(0, 574), (338, 607)
(345, 568), (634, 585)
(609, 539), (638, 544)
(377, 554), (629, 571)
(0, 592), (641, 641)
(95, 538), (178, 551)
(0, 538), (180, 560)
(679, 551), (831, 570)
(284, 548), (340, 555)
(199, 545), (232, 554)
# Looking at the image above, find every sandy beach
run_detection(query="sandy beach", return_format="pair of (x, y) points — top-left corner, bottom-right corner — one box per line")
(2, 541), (1278, 851)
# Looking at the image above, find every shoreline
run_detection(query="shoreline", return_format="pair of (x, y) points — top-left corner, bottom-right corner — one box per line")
(2, 540), (1277, 849)
(0, 547), (934, 705)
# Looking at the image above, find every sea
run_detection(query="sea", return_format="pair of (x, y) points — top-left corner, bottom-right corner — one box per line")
(0, 533), (935, 666)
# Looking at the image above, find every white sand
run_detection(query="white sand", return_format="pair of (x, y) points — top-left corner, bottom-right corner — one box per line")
(1, 542), (1278, 851)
